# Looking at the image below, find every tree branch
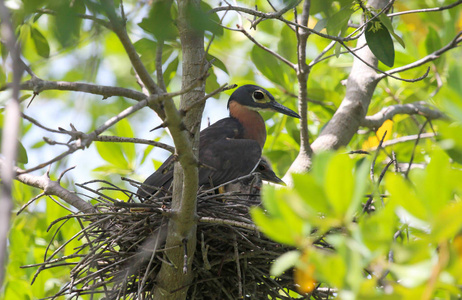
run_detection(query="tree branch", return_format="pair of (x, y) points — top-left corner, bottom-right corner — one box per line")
(95, 135), (175, 153)
(387, 0), (462, 18)
(378, 31), (462, 79)
(361, 102), (447, 128)
(0, 159), (95, 213)
(0, 77), (147, 101)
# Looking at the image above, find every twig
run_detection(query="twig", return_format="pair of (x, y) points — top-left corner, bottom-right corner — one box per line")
(370, 130), (388, 183)
(387, 1), (462, 17)
(404, 120), (428, 178)
(95, 135), (175, 153)
(370, 132), (435, 150)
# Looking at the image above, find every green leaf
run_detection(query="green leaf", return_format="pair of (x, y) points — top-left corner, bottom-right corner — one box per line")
(163, 57), (179, 87)
(17, 141), (28, 164)
(115, 119), (135, 166)
(138, 0), (178, 40)
(206, 53), (228, 74)
(251, 45), (282, 85)
(326, 8), (354, 37)
(95, 140), (128, 169)
(271, 250), (301, 276)
(49, 1), (84, 48)
(277, 25), (297, 62)
(251, 207), (297, 246)
(186, 1), (223, 36)
(378, 14), (405, 49)
(365, 21), (395, 67)
(30, 26), (50, 58)
(324, 153), (355, 219)
(425, 27), (442, 55)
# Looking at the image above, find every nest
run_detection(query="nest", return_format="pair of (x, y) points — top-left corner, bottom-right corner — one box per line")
(26, 177), (330, 299)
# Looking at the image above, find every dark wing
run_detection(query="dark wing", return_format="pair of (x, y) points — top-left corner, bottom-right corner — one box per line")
(137, 155), (175, 199)
(137, 117), (256, 198)
(198, 138), (261, 188)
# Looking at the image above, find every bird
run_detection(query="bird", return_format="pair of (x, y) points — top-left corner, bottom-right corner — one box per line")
(137, 84), (299, 200)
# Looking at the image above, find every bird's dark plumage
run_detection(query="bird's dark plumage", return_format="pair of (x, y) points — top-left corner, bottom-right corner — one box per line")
(137, 85), (299, 199)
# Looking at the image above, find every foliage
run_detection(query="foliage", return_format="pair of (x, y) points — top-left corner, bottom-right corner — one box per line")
(0, 0), (461, 298)
(253, 146), (462, 298)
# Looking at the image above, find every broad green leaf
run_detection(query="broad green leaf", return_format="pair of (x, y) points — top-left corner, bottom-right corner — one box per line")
(270, 250), (301, 276)
(345, 157), (370, 221)
(95, 140), (128, 169)
(138, 0), (177, 40)
(365, 21), (395, 67)
(326, 8), (354, 37)
(378, 14), (405, 48)
(251, 208), (297, 246)
(292, 173), (330, 214)
(30, 26), (50, 58)
(186, 1), (223, 36)
(163, 56), (179, 87)
(425, 27), (442, 55)
(324, 153), (355, 219)
(115, 119), (135, 165)
(17, 141), (28, 164)
(49, 1), (84, 47)
(206, 53), (228, 74)
(432, 201), (462, 242)
(386, 173), (428, 221)
(251, 45), (292, 88)
(278, 25), (297, 63)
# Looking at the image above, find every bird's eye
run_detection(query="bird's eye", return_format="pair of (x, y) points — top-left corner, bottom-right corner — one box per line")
(258, 164), (266, 171)
(253, 91), (265, 101)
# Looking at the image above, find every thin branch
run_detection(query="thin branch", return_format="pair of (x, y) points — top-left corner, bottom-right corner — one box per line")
(181, 83), (237, 113)
(387, 1), (462, 17)
(339, 40), (430, 83)
(361, 102), (447, 128)
(156, 40), (167, 92)
(199, 217), (257, 231)
(95, 135), (175, 153)
(405, 120), (429, 178)
(370, 132), (436, 150)
(0, 77), (147, 101)
(378, 31), (462, 79)
(237, 26), (296, 70)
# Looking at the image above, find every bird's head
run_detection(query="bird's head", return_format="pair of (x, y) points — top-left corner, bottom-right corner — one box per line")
(227, 85), (300, 118)
(256, 156), (286, 186)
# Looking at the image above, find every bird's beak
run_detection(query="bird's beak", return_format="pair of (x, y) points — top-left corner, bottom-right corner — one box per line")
(269, 101), (300, 118)
(261, 171), (287, 186)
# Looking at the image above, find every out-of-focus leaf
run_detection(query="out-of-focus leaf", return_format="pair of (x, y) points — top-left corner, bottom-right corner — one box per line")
(425, 27), (442, 55)
(251, 207), (297, 246)
(365, 21), (395, 67)
(30, 26), (50, 58)
(326, 8), (354, 37)
(95, 139), (128, 169)
(313, 18), (328, 32)
(163, 56), (179, 87)
(278, 25), (297, 62)
(185, 1), (223, 36)
(115, 119), (135, 166)
(138, 0), (178, 40)
(251, 45), (293, 89)
(324, 153), (355, 219)
(270, 250), (300, 276)
(206, 53), (228, 74)
(17, 141), (28, 164)
(49, 1), (84, 47)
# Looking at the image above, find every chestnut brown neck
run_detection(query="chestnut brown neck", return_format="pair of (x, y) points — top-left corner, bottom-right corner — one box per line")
(228, 100), (266, 148)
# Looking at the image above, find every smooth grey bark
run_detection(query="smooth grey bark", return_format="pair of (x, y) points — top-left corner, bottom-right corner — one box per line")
(284, 0), (388, 182)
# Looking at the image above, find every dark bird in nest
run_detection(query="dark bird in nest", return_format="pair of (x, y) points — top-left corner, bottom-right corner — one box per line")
(137, 84), (299, 199)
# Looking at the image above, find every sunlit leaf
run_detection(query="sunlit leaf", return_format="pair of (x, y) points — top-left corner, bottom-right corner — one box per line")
(326, 7), (354, 37)
(270, 250), (300, 276)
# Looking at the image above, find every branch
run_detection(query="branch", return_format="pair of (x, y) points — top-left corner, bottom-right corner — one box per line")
(370, 132), (436, 150)
(0, 159), (95, 213)
(0, 77), (147, 101)
(361, 102), (447, 128)
(36, 8), (112, 29)
(95, 135), (175, 153)
(387, 0), (462, 17)
(378, 31), (462, 79)
(237, 26), (296, 70)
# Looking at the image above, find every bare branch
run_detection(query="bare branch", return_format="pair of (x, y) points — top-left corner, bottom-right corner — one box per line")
(378, 31), (462, 79)
(361, 102), (447, 128)
(95, 135), (175, 153)
(0, 159), (95, 213)
(237, 26), (296, 70)
(387, 0), (462, 18)
(370, 132), (436, 150)
(1, 77), (147, 101)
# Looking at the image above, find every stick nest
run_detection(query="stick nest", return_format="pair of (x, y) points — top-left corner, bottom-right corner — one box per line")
(29, 179), (328, 300)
